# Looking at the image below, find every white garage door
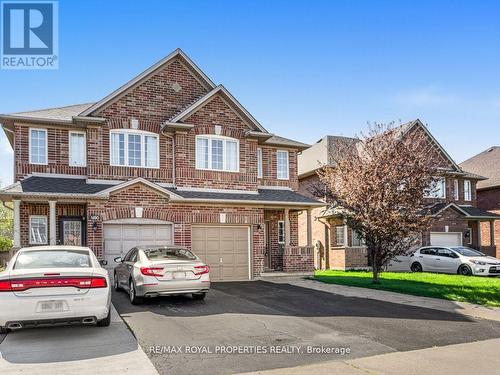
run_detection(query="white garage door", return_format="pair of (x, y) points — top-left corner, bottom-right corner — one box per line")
(430, 232), (462, 247)
(191, 226), (250, 282)
(103, 221), (173, 269)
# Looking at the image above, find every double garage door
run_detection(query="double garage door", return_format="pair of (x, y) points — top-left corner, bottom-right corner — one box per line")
(103, 222), (250, 281)
(430, 232), (463, 247)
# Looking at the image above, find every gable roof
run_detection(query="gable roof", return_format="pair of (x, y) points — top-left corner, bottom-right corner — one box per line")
(425, 202), (500, 220)
(3, 103), (95, 122)
(79, 48), (216, 117)
(460, 147), (500, 190)
(168, 85), (267, 133)
(398, 119), (462, 172)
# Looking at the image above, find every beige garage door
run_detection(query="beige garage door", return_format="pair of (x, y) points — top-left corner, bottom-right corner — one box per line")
(103, 222), (173, 269)
(192, 226), (250, 281)
(430, 232), (462, 247)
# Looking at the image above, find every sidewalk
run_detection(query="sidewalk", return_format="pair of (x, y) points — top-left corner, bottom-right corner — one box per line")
(267, 276), (500, 322)
(238, 337), (500, 375)
(0, 305), (158, 375)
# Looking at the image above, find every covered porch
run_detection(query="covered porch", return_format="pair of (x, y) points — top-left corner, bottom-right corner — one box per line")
(262, 207), (315, 273)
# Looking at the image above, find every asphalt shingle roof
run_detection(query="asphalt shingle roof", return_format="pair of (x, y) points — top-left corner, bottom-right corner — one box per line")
(14, 176), (110, 194)
(460, 147), (500, 190)
(7, 103), (95, 121)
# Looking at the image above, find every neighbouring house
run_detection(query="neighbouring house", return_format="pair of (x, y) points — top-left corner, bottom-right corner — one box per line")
(460, 146), (500, 258)
(0, 48), (322, 281)
(298, 120), (500, 270)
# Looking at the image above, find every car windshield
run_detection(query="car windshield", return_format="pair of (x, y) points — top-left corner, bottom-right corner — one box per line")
(143, 247), (196, 261)
(14, 250), (91, 269)
(451, 247), (485, 257)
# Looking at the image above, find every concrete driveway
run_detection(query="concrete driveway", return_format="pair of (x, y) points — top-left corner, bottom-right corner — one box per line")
(112, 280), (500, 375)
(0, 306), (157, 375)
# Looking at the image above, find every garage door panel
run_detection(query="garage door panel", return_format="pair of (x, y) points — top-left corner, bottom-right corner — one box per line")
(430, 232), (462, 246)
(191, 225), (250, 281)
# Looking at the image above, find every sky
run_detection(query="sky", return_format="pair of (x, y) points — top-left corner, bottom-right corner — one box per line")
(1, 0), (500, 186)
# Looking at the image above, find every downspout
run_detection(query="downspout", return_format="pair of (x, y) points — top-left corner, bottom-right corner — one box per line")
(161, 131), (176, 188)
(2, 201), (13, 211)
(317, 216), (330, 270)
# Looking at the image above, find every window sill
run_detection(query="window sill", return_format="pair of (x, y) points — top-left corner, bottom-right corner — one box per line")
(195, 167), (240, 173)
(110, 164), (160, 169)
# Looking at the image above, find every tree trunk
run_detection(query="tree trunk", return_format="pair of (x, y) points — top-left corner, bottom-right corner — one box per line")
(371, 247), (381, 284)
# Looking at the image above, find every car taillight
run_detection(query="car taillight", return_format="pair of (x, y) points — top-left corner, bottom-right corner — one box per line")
(140, 267), (164, 277)
(0, 277), (107, 292)
(194, 265), (209, 275)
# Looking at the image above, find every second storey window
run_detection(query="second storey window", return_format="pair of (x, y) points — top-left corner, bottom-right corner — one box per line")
(69, 131), (86, 167)
(276, 150), (289, 180)
(110, 130), (159, 168)
(454, 179), (459, 200)
(464, 180), (472, 201)
(195, 135), (239, 172)
(257, 148), (263, 178)
(424, 177), (446, 199)
(29, 128), (47, 165)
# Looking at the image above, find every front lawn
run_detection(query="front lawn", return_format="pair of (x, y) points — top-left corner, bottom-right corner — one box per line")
(314, 270), (500, 307)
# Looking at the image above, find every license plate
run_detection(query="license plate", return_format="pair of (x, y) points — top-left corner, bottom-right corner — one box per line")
(39, 300), (64, 312)
(172, 271), (186, 280)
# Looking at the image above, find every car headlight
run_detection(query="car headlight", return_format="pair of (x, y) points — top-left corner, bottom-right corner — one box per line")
(469, 259), (487, 265)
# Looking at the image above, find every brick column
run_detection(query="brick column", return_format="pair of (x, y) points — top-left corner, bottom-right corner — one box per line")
(490, 220), (495, 246)
(306, 208), (312, 247)
(284, 208), (290, 247)
(13, 200), (21, 248)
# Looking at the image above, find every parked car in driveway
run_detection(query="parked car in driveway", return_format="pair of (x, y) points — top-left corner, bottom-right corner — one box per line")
(114, 245), (210, 304)
(410, 246), (500, 276)
(0, 246), (111, 333)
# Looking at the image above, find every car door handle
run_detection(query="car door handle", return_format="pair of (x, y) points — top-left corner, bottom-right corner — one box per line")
(219, 257), (223, 263)
(435, 258), (440, 261)
(419, 256), (423, 258)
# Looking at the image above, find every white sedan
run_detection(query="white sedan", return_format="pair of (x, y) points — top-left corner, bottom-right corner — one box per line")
(409, 246), (500, 276)
(0, 246), (111, 333)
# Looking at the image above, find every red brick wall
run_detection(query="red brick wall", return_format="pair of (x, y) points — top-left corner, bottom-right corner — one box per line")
(423, 207), (470, 246)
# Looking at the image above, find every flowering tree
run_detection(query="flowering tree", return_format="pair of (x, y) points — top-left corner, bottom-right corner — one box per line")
(316, 123), (439, 283)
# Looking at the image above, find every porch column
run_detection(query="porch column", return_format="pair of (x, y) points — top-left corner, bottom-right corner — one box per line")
(490, 220), (495, 246)
(48, 200), (57, 245)
(284, 208), (291, 246)
(306, 208), (313, 247)
(13, 200), (21, 248)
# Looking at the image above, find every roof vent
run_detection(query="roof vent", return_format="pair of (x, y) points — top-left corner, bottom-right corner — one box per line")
(487, 147), (496, 153)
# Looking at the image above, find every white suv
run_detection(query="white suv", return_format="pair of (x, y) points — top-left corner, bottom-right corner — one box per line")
(410, 246), (500, 276)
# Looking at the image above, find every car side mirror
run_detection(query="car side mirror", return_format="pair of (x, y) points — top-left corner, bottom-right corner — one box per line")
(99, 259), (108, 266)
(114, 257), (122, 263)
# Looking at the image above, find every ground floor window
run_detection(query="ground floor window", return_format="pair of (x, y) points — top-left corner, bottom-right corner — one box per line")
(29, 216), (48, 244)
(335, 225), (345, 246)
(278, 220), (285, 244)
(352, 230), (363, 246)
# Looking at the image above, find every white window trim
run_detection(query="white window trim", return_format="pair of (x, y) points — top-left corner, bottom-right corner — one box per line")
(277, 220), (285, 244)
(257, 148), (263, 178)
(424, 177), (446, 199)
(29, 215), (48, 245)
(69, 131), (87, 167)
(109, 129), (160, 169)
(276, 150), (289, 180)
(453, 179), (459, 200)
(195, 134), (240, 172)
(29, 128), (48, 165)
(464, 180), (472, 201)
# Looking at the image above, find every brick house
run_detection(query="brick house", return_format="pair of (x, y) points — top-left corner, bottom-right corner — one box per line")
(0, 49), (322, 280)
(460, 146), (500, 258)
(298, 120), (500, 270)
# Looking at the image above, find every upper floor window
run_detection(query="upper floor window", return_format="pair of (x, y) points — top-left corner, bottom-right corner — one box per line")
(464, 180), (472, 201)
(453, 179), (459, 200)
(276, 150), (289, 180)
(195, 135), (239, 172)
(110, 130), (159, 168)
(424, 177), (446, 199)
(29, 128), (47, 165)
(257, 148), (263, 178)
(69, 131), (86, 167)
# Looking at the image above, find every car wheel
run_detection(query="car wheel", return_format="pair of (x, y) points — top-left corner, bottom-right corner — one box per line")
(410, 262), (423, 272)
(96, 310), (111, 327)
(192, 292), (206, 300)
(458, 264), (473, 276)
(113, 273), (120, 291)
(129, 279), (143, 305)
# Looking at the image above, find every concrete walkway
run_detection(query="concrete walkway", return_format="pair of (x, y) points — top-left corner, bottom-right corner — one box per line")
(238, 337), (500, 375)
(266, 276), (500, 322)
(0, 305), (158, 375)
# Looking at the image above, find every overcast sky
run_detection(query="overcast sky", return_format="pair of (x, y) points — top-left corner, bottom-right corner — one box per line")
(1, 0), (499, 186)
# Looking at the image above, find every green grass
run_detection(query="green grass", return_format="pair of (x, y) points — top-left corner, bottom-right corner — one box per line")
(314, 270), (500, 307)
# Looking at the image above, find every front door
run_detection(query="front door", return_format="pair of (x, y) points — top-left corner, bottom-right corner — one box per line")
(59, 217), (85, 246)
